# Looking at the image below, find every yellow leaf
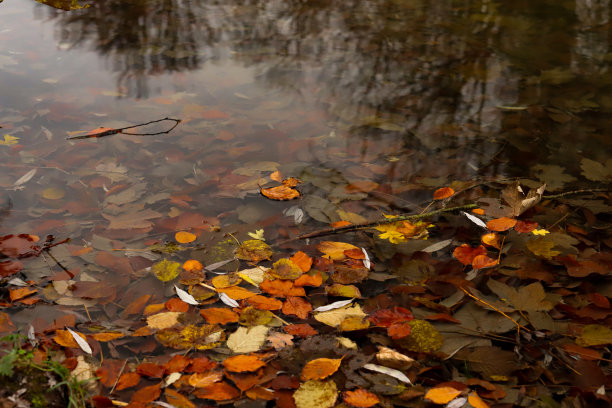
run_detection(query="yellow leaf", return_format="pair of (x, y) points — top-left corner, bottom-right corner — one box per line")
(42, 187), (65, 200)
(152, 259), (181, 282)
(247, 229), (265, 241)
(0, 134), (19, 146)
(531, 229), (550, 236)
(293, 380), (337, 408)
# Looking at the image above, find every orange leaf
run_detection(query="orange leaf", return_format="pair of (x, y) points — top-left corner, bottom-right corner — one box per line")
(188, 370), (224, 387)
(9, 287), (36, 302)
(193, 381), (240, 401)
(369, 307), (413, 327)
(122, 294), (151, 317)
(343, 388), (380, 407)
(481, 232), (502, 249)
(344, 248), (365, 259)
(472, 208), (485, 215)
(182, 259), (203, 272)
(270, 171), (283, 182)
(200, 308), (239, 325)
(130, 382), (161, 404)
(217, 286), (257, 300)
(0, 312), (16, 334)
(317, 241), (360, 261)
(53, 329), (81, 348)
(387, 321), (412, 339)
(165, 389), (196, 408)
(223, 354), (266, 373)
(471, 254), (499, 270)
(330, 220), (352, 228)
(284, 323), (318, 338)
(175, 231), (196, 243)
(282, 296), (312, 319)
(425, 386), (462, 404)
(165, 297), (190, 312)
(225, 370), (263, 391)
(260, 185), (300, 200)
(433, 187), (455, 200)
(247, 295), (283, 311)
(136, 362), (165, 378)
(290, 251), (312, 272)
(245, 386), (275, 401)
(452, 244), (487, 265)
(260, 279), (305, 297)
(300, 357), (342, 381)
(468, 392), (490, 408)
(116, 372), (141, 391)
(486, 217), (517, 232)
(294, 271), (324, 287)
(281, 177), (302, 187)
(90, 332), (125, 342)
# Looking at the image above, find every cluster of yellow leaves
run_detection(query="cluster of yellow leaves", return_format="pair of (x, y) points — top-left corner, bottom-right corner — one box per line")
(376, 220), (433, 244)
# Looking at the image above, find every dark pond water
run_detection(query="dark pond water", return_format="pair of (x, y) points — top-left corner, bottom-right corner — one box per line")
(0, 0), (610, 360)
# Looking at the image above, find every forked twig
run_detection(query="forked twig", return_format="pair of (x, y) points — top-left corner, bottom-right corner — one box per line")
(67, 117), (181, 140)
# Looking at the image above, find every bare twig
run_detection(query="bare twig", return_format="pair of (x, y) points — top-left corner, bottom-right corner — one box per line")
(66, 117), (181, 140)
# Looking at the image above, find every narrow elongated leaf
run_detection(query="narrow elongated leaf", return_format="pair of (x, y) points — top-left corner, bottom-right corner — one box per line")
(67, 328), (92, 355)
(362, 363), (411, 384)
(219, 292), (239, 307)
(314, 299), (354, 312)
(174, 285), (199, 305)
(462, 212), (487, 229)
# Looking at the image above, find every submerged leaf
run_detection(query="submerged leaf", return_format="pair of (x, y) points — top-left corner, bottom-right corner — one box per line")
(152, 259), (181, 282)
(235, 240), (273, 263)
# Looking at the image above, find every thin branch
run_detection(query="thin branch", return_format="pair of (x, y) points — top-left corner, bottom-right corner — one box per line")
(66, 117), (181, 140)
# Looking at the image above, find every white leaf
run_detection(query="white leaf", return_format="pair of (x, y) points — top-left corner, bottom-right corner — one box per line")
(462, 211), (487, 229)
(219, 292), (239, 307)
(446, 397), (467, 408)
(152, 402), (177, 408)
(361, 248), (371, 269)
(363, 363), (411, 384)
(67, 328), (92, 355)
(284, 206), (304, 224)
(421, 239), (453, 253)
(174, 285), (199, 305)
(7, 277), (28, 286)
(314, 299), (354, 312)
(12, 169), (37, 187)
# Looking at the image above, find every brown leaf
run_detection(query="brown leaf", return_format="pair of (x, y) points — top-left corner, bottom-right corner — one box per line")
(193, 382), (240, 401)
(130, 382), (161, 404)
(282, 296), (312, 319)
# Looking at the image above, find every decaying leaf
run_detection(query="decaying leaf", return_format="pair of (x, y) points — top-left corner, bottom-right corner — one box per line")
(576, 324), (612, 346)
(152, 259), (181, 282)
(314, 304), (366, 328)
(235, 240), (273, 263)
(501, 181), (546, 217)
(293, 380), (338, 408)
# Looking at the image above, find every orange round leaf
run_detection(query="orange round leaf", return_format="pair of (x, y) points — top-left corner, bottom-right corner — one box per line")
(116, 372), (141, 391)
(343, 388), (380, 407)
(486, 217), (517, 232)
(182, 259), (203, 272)
(290, 251), (313, 272)
(425, 386), (462, 404)
(433, 187), (455, 200)
(300, 357), (343, 381)
(223, 354), (266, 373)
(175, 231), (196, 243)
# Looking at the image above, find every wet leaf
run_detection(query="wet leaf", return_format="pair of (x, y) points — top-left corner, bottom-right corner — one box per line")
(174, 285), (198, 305)
(317, 241), (360, 260)
(314, 299), (354, 312)
(284, 323), (318, 338)
(314, 304), (366, 328)
(42, 187), (65, 200)
(362, 364), (411, 384)
(576, 325), (612, 346)
(433, 187), (454, 200)
(188, 370), (224, 388)
(325, 284), (361, 298)
(246, 295), (283, 310)
(481, 233), (501, 249)
(156, 324), (224, 350)
(67, 328), (92, 354)
(147, 312), (181, 330)
(425, 387), (462, 404)
(282, 296), (312, 319)
(268, 332), (294, 350)
(239, 307), (274, 326)
(235, 240), (273, 263)
(301, 358), (343, 381)
(468, 392), (489, 408)
(580, 158), (612, 181)
(261, 185), (300, 200)
(116, 372), (141, 391)
(290, 251), (313, 272)
(453, 244), (487, 265)
(343, 388), (380, 408)
(293, 380), (338, 408)
(165, 389), (196, 408)
(0, 234), (40, 258)
(471, 254), (498, 269)
(270, 258), (304, 280)
(486, 217), (517, 232)
(223, 354), (266, 372)
(501, 182), (546, 217)
(526, 237), (560, 259)
(152, 259), (181, 282)
(175, 231), (196, 243)
(260, 279), (305, 297)
(200, 307), (239, 325)
(193, 382), (240, 401)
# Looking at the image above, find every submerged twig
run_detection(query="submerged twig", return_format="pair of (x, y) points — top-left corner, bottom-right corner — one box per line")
(66, 117), (181, 140)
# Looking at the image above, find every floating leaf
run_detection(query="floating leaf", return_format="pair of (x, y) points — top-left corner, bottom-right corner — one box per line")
(282, 296), (312, 319)
(462, 211), (488, 229)
(235, 240), (273, 263)
(501, 182), (546, 217)
(293, 380), (338, 408)
(261, 185), (300, 200)
(425, 387), (462, 404)
(174, 285), (199, 305)
(433, 187), (455, 200)
(481, 233), (501, 249)
(453, 244), (487, 265)
(471, 254), (499, 270)
(343, 388), (380, 408)
(147, 312), (181, 330)
(227, 325), (269, 353)
(42, 187), (65, 200)
(175, 231), (196, 243)
(301, 358), (343, 381)
(247, 229), (265, 241)
(290, 251), (313, 272)
(200, 308), (239, 325)
(270, 258), (304, 280)
(486, 217), (517, 232)
(315, 304), (366, 328)
(0, 134), (19, 146)
(193, 382), (240, 401)
(152, 259), (181, 282)
(317, 241), (360, 261)
(526, 237), (560, 259)
(188, 371), (224, 388)
(67, 328), (92, 354)
(580, 158), (612, 181)
(219, 292), (240, 307)
(156, 324), (224, 350)
(314, 299), (354, 312)
(267, 332), (294, 350)
(183, 259), (203, 272)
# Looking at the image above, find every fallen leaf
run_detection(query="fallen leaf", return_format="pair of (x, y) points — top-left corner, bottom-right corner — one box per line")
(175, 231), (196, 243)
(424, 387), (462, 404)
(317, 241), (360, 261)
(471, 254), (499, 270)
(433, 187), (455, 200)
(293, 380), (338, 408)
(193, 381), (240, 401)
(362, 363), (412, 384)
(315, 304), (366, 328)
(282, 296), (312, 319)
(227, 325), (269, 353)
(267, 332), (294, 350)
(576, 324), (612, 346)
(343, 388), (380, 408)
(182, 259), (203, 272)
(116, 372), (141, 390)
(301, 358), (343, 381)
(580, 158), (612, 181)
(453, 244), (487, 265)
(188, 370), (224, 387)
(165, 389), (196, 408)
(235, 240), (273, 263)
(199, 307), (240, 325)
(247, 295), (283, 310)
(261, 185), (300, 200)
(284, 324), (318, 338)
(152, 259), (181, 282)
(223, 354), (266, 373)
(147, 312), (181, 330)
(486, 217), (517, 232)
(481, 233), (501, 249)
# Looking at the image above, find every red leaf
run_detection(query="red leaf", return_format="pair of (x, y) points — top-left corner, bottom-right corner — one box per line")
(453, 244), (487, 265)
(369, 307), (414, 327)
(433, 187), (455, 200)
